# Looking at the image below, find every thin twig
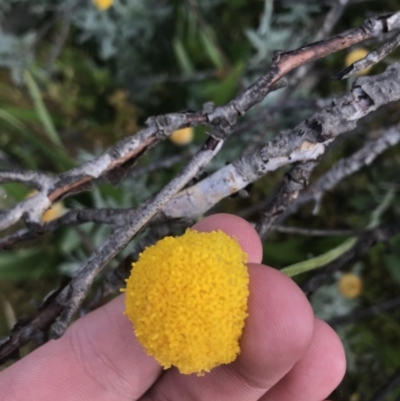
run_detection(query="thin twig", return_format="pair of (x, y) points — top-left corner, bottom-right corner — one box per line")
(285, 190), (395, 279)
(1, 11), (398, 232)
(132, 70), (221, 87)
(0, 170), (53, 189)
(334, 32), (400, 79)
(301, 223), (400, 296)
(230, 98), (320, 137)
(284, 0), (350, 94)
(2, 71), (400, 250)
(129, 150), (195, 179)
(328, 297), (400, 326)
(82, 223), (175, 314)
(256, 161), (317, 239)
(289, 124), (400, 216)
(49, 137), (224, 338)
(0, 208), (131, 250)
(159, 65), (400, 222)
(271, 225), (365, 237)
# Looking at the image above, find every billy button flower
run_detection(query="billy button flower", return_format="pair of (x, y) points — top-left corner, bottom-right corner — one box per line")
(41, 201), (66, 222)
(93, 0), (114, 11)
(338, 273), (363, 299)
(345, 48), (372, 76)
(169, 127), (194, 146)
(123, 228), (249, 375)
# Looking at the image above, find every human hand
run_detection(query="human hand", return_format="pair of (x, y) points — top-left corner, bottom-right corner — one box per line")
(0, 214), (345, 401)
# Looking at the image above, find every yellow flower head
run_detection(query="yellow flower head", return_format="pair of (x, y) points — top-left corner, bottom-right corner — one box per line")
(345, 48), (372, 76)
(169, 127), (194, 146)
(93, 0), (114, 11)
(41, 201), (66, 222)
(338, 273), (363, 299)
(124, 229), (249, 375)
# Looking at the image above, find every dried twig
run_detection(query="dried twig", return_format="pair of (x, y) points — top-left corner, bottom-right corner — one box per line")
(50, 137), (224, 338)
(328, 297), (400, 326)
(271, 225), (364, 237)
(256, 161), (317, 239)
(334, 32), (400, 79)
(81, 223), (175, 314)
(129, 150), (196, 179)
(1, 69), (399, 250)
(2, 11), (399, 232)
(0, 170), (53, 189)
(159, 64), (400, 222)
(283, 0), (350, 95)
(289, 124), (400, 215)
(0, 208), (130, 250)
(301, 223), (400, 295)
(230, 98), (320, 137)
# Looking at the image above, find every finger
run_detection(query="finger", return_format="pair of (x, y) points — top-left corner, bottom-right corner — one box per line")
(0, 296), (162, 401)
(140, 264), (315, 401)
(259, 318), (346, 401)
(0, 213), (260, 401)
(191, 213), (263, 263)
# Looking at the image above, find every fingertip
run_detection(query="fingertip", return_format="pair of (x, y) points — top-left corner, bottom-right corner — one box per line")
(284, 318), (346, 396)
(314, 319), (346, 387)
(232, 263), (314, 389)
(191, 213), (263, 263)
(259, 318), (346, 401)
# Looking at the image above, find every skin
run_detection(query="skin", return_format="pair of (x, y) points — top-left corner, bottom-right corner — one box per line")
(0, 213), (346, 401)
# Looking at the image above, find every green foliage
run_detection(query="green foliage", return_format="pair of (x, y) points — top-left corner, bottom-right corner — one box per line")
(384, 234), (400, 285)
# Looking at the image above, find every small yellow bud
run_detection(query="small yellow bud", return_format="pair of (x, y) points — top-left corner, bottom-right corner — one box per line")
(338, 273), (362, 299)
(123, 229), (249, 375)
(345, 48), (372, 76)
(42, 201), (66, 223)
(26, 191), (66, 223)
(169, 127), (194, 146)
(92, 0), (114, 10)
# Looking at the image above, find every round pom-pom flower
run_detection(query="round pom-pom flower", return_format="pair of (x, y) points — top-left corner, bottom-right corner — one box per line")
(169, 127), (194, 146)
(338, 273), (363, 299)
(124, 228), (249, 375)
(93, 0), (113, 10)
(345, 48), (372, 76)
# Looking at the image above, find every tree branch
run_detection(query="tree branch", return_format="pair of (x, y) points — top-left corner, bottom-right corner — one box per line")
(289, 124), (400, 216)
(1, 11), (398, 232)
(256, 161), (317, 239)
(334, 31), (400, 80)
(159, 64), (400, 222)
(0, 208), (133, 250)
(272, 226), (364, 236)
(0, 170), (53, 189)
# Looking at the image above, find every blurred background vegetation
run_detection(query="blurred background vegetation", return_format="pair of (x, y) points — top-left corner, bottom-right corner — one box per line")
(0, 0), (400, 399)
